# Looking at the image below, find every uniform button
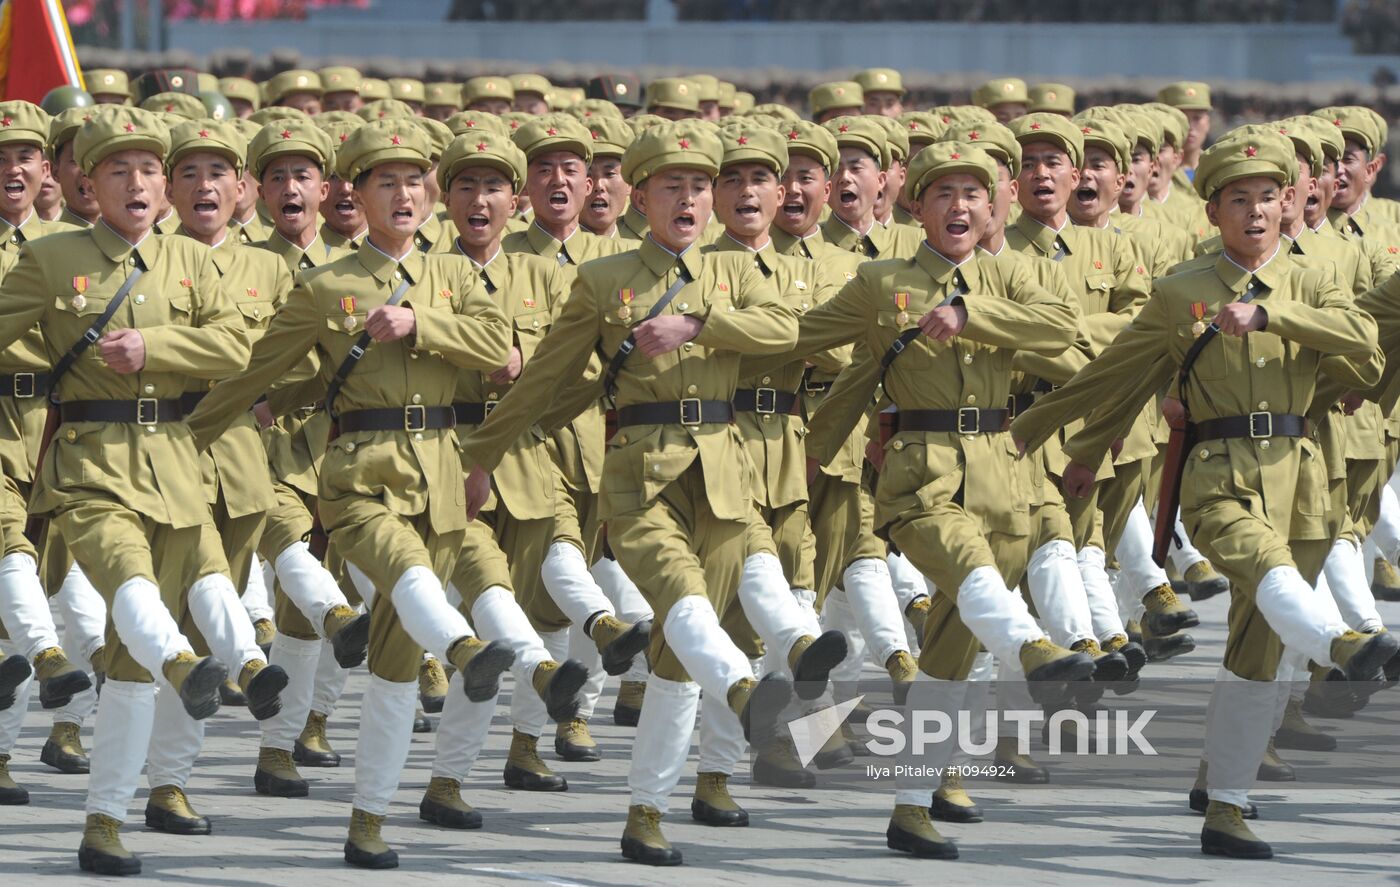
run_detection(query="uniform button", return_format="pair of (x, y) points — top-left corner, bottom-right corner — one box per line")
(762, 414), (772, 423)
(134, 294), (145, 305)
(532, 320), (540, 328)
(966, 395), (976, 405)
(487, 391), (499, 401)
(207, 379), (216, 390)
(9, 236), (16, 245)
(800, 302), (809, 310)
(682, 343), (693, 352)
(1199, 449), (1209, 460)
(129, 257), (138, 266)
(686, 385), (698, 395)
(892, 440), (904, 451)
(1255, 357), (1266, 367)
(414, 432), (423, 441)
(727, 305), (735, 312)
(345, 441), (357, 453)
(145, 425), (155, 433)
(409, 351), (419, 359)
(64, 429), (76, 442)
(1257, 401), (1269, 411)
(412, 394), (423, 404)
(761, 376), (771, 385)
(394, 271), (403, 280)
(253, 307), (261, 318)
(1260, 439), (1271, 449)
(678, 302), (688, 311)
(963, 354), (973, 365)
(616, 434), (627, 445)
(143, 383), (155, 394)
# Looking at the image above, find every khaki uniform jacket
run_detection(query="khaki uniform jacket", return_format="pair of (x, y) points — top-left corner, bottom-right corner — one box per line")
(820, 212), (922, 260)
(58, 208), (94, 230)
(320, 222), (365, 253)
(233, 212), (273, 245)
(460, 236), (797, 523)
(0, 223), (251, 527)
(186, 241), (510, 536)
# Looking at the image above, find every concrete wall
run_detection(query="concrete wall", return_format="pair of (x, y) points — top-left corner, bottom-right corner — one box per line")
(167, 17), (1354, 83)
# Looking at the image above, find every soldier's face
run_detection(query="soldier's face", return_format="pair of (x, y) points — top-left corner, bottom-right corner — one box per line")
(353, 161), (427, 240)
(698, 101), (721, 123)
(983, 161), (1018, 238)
(633, 168), (713, 252)
(816, 108), (859, 125)
(864, 92), (903, 118)
(279, 92), (322, 116)
(235, 167), (259, 218)
(1017, 141), (1078, 222)
(1283, 152), (1314, 229)
(1185, 110), (1210, 153)
(323, 91), (363, 113)
(0, 143), (47, 223)
(990, 102), (1026, 124)
(468, 99), (512, 116)
(881, 159), (906, 215)
(86, 149), (165, 239)
(1069, 146), (1124, 225)
(715, 162), (783, 239)
(446, 166), (517, 249)
(916, 173), (989, 261)
(651, 105), (696, 122)
(1120, 144), (1156, 210)
(1155, 143), (1180, 184)
(830, 147), (885, 226)
(583, 157), (629, 234)
(526, 150), (593, 230)
(1207, 177), (1288, 261)
(321, 174), (365, 238)
(36, 165), (61, 216)
(424, 160), (442, 211)
(1307, 159), (1335, 228)
(778, 154), (830, 236)
(260, 156), (330, 239)
(55, 141), (98, 220)
(425, 105), (456, 122)
(169, 151), (242, 239)
(1334, 139), (1379, 211)
(514, 92), (550, 116)
(230, 98), (255, 119)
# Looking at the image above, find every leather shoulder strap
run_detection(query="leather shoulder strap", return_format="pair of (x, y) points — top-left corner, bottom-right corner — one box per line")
(325, 277), (412, 419)
(48, 266), (145, 401)
(602, 265), (693, 399)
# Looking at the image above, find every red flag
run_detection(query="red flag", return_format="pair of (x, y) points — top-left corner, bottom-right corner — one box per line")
(0, 0), (83, 103)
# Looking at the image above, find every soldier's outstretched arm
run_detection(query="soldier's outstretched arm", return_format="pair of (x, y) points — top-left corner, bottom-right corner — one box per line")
(143, 255), (251, 379)
(410, 275), (510, 371)
(1263, 269), (1377, 358)
(956, 261), (1076, 354)
(0, 245), (68, 356)
(690, 261), (796, 355)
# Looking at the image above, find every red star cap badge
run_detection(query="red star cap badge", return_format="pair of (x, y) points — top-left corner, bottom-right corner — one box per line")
(909, 122), (920, 131)
(1245, 145), (1258, 157)
(968, 130), (980, 140)
(1030, 122), (1042, 130)
(280, 129), (292, 139)
(123, 123), (135, 133)
(198, 129), (210, 138)
(787, 130), (799, 140)
(476, 141), (488, 151)
(838, 124), (849, 133)
(679, 138), (690, 149)
(465, 119), (477, 128)
(950, 151), (961, 159)
(339, 134), (349, 143)
(1081, 126), (1092, 134)
(736, 135), (748, 145)
(390, 134), (402, 145)
(164, 104), (175, 112)
(0, 117), (11, 127)
(546, 127), (558, 136)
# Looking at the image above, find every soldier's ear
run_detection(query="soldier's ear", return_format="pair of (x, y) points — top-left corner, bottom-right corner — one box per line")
(1204, 194), (1221, 228)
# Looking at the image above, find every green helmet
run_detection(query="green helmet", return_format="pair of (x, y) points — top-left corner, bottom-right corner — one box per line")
(199, 91), (235, 121)
(40, 85), (94, 116)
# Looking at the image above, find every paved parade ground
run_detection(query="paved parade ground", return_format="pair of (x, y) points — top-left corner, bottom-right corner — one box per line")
(3, 592), (1399, 886)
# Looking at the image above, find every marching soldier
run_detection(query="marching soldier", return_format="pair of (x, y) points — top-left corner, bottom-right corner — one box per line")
(820, 117), (921, 259)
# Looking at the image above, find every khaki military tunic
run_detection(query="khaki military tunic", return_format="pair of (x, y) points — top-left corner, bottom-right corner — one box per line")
(460, 237), (796, 682)
(232, 212), (273, 245)
(320, 222), (365, 253)
(187, 240), (509, 681)
(820, 212), (922, 260)
(1015, 250), (1379, 680)
(58, 207), (94, 230)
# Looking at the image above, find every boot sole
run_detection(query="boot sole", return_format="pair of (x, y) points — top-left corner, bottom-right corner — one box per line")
(40, 740), (90, 774)
(419, 798), (482, 829)
(293, 742), (342, 767)
(413, 714), (434, 733)
(620, 836), (682, 866)
(792, 631), (849, 700)
(461, 642), (516, 703)
(613, 705), (641, 727)
(1341, 632), (1400, 683)
(740, 674), (794, 743)
(1256, 764), (1296, 782)
(1026, 652), (1095, 705)
(813, 743), (855, 770)
(179, 658), (229, 721)
(143, 807), (212, 835)
(886, 825), (959, 859)
(1090, 652), (1129, 683)
(543, 659), (589, 723)
(1143, 610), (1200, 635)
(331, 614), (372, 669)
(503, 764), (568, 792)
(994, 760), (1049, 784)
(752, 760), (816, 788)
(246, 665), (289, 721)
(1144, 634), (1196, 662)
(420, 693), (445, 714)
(1273, 728), (1336, 752)
(254, 768), (309, 797)
(554, 739), (601, 762)
(0, 786), (30, 804)
(1187, 579), (1230, 601)
(691, 799), (749, 827)
(39, 669), (93, 709)
(930, 797), (983, 823)
(0, 655), (32, 706)
(1201, 829), (1272, 859)
(601, 619), (651, 676)
(344, 843), (398, 869)
(78, 846), (141, 875)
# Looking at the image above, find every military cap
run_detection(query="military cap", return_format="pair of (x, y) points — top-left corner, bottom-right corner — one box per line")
(943, 119), (1020, 170)
(1146, 102), (1188, 149)
(131, 69), (199, 103)
(248, 119), (335, 178)
(141, 92), (206, 120)
(266, 69), (324, 104)
(425, 82), (462, 110)
(585, 74), (641, 109)
(716, 121), (788, 175)
(167, 119), (247, 174)
(195, 73), (217, 94)
(335, 117), (432, 181)
(1193, 129), (1296, 200)
(872, 115), (910, 163)
(359, 78), (390, 102)
(87, 68), (131, 101)
(314, 111), (365, 150)
(732, 92), (755, 114)
(74, 107), (170, 173)
(931, 104), (996, 127)
(645, 78), (699, 114)
(1313, 106), (1380, 154)
(735, 113), (782, 131)
(228, 116), (262, 145)
(854, 68), (904, 97)
(748, 102), (800, 123)
(511, 74), (552, 100)
(900, 111), (945, 147)
(1028, 83), (1075, 115)
(1075, 117), (1131, 172)
(627, 113), (668, 135)
(0, 102), (51, 149)
(685, 74), (721, 104)
(585, 116), (634, 157)
(49, 106), (100, 154)
(550, 88), (584, 110)
(388, 78), (426, 106)
(1157, 81), (1211, 112)
(218, 77), (260, 110)
(780, 119), (839, 174)
(569, 98), (624, 121)
(717, 81), (737, 111)
(40, 85), (93, 117)
(1286, 114), (1344, 162)
(511, 114), (593, 163)
(413, 115), (453, 159)
(824, 115), (889, 169)
(1107, 105), (1163, 153)
(358, 98), (417, 122)
(248, 105), (309, 126)
(972, 77), (1028, 109)
(905, 141), (998, 205)
(438, 129), (526, 193)
(808, 81), (863, 119)
(621, 120), (722, 185)
(463, 76), (515, 106)
(1267, 119), (1323, 177)
(1367, 107), (1389, 149)
(499, 111), (532, 134)
(446, 110), (508, 137)
(320, 67), (363, 95)
(1009, 112), (1084, 167)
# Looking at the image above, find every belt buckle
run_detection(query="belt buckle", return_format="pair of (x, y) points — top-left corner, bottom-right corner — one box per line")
(484, 400), (497, 417)
(136, 398), (159, 426)
(755, 387), (777, 414)
(679, 397), (702, 426)
(804, 378), (827, 395)
(1249, 411), (1272, 439)
(404, 404), (427, 432)
(1005, 395), (1018, 418)
(11, 373), (34, 398)
(958, 406), (980, 434)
